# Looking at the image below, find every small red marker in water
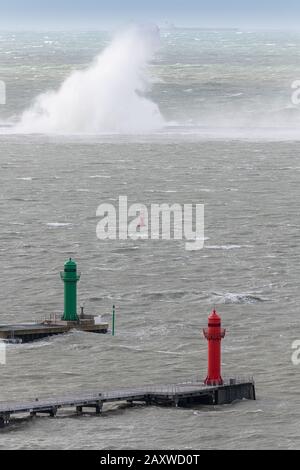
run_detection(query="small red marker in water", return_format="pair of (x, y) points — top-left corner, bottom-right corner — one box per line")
(137, 211), (146, 229)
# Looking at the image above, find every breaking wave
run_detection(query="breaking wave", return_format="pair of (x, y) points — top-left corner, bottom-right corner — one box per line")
(14, 25), (164, 135)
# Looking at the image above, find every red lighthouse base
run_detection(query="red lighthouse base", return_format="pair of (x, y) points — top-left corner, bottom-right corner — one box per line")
(204, 376), (223, 386)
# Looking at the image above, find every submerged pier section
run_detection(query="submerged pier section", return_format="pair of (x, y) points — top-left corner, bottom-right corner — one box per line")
(0, 378), (255, 428)
(0, 318), (108, 343)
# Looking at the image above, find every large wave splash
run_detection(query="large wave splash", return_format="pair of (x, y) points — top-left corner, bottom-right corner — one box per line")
(15, 25), (165, 134)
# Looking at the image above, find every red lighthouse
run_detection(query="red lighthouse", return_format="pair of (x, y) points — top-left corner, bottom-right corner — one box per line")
(203, 309), (226, 385)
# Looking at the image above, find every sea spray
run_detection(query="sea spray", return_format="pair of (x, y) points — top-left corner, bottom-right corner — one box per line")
(15, 25), (164, 134)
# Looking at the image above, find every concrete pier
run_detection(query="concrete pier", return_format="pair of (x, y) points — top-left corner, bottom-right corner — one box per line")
(0, 377), (255, 428)
(0, 318), (109, 343)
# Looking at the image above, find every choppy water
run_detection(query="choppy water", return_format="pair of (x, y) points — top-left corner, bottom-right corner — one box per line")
(0, 30), (300, 450)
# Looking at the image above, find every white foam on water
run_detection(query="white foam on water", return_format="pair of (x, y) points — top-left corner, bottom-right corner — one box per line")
(89, 175), (112, 178)
(206, 244), (242, 250)
(46, 222), (72, 228)
(211, 292), (267, 304)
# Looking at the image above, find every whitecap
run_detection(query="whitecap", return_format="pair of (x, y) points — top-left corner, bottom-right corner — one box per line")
(211, 292), (267, 304)
(89, 175), (111, 178)
(206, 244), (242, 250)
(46, 222), (72, 228)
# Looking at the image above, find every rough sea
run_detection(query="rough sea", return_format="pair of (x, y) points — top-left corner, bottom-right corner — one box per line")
(0, 29), (300, 449)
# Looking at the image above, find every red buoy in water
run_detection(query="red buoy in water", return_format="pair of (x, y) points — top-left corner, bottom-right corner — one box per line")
(203, 309), (226, 385)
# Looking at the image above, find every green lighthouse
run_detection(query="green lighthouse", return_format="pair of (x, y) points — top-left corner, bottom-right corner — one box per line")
(60, 258), (81, 322)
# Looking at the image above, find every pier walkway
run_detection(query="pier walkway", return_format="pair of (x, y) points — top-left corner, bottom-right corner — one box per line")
(0, 377), (255, 427)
